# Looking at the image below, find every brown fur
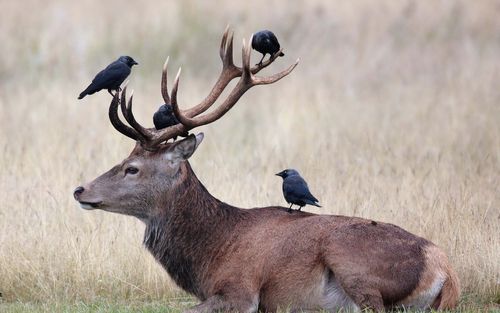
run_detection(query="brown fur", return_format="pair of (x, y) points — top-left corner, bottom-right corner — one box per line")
(74, 138), (460, 312)
(398, 245), (460, 310)
(428, 245), (461, 310)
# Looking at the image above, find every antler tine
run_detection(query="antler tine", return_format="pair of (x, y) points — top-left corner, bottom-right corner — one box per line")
(219, 25), (229, 62)
(253, 58), (300, 85)
(219, 25), (235, 68)
(108, 92), (144, 142)
(124, 89), (153, 140)
(223, 29), (234, 68)
(241, 36), (252, 82)
(170, 67), (197, 127)
(120, 83), (129, 120)
(161, 57), (171, 104)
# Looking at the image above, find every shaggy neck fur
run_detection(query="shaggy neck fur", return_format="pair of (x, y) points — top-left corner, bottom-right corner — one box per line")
(143, 162), (245, 299)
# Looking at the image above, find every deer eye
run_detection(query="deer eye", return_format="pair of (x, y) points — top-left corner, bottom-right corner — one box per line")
(125, 166), (139, 175)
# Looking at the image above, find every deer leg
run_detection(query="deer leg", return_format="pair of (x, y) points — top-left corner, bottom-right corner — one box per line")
(334, 276), (385, 312)
(349, 290), (384, 312)
(184, 294), (258, 313)
(183, 296), (225, 313)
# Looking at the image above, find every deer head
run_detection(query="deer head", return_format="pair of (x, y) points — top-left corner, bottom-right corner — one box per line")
(73, 27), (298, 220)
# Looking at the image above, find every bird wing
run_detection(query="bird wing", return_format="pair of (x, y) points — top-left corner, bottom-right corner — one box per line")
(91, 61), (130, 86)
(266, 31), (281, 49)
(153, 105), (181, 130)
(284, 175), (319, 202)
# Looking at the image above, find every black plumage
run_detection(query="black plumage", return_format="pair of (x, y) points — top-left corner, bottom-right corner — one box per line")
(276, 169), (321, 212)
(251, 30), (285, 65)
(153, 104), (189, 140)
(78, 56), (138, 99)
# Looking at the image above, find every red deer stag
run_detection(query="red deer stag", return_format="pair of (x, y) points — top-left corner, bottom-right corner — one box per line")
(74, 27), (460, 312)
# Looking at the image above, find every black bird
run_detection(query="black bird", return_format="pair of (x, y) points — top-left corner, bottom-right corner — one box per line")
(78, 56), (138, 99)
(251, 30), (285, 65)
(153, 103), (189, 139)
(276, 169), (321, 212)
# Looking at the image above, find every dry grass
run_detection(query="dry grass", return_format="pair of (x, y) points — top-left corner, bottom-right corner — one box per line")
(0, 0), (499, 309)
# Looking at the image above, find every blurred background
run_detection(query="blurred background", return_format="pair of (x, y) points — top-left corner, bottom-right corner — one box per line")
(0, 0), (499, 309)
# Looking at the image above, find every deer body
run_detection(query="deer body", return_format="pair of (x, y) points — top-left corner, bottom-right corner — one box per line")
(76, 147), (460, 312)
(74, 28), (459, 311)
(147, 163), (459, 312)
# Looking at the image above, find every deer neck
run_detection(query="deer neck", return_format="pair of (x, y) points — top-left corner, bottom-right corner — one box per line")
(143, 161), (242, 299)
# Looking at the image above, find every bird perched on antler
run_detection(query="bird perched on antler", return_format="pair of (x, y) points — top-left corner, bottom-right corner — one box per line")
(276, 169), (321, 212)
(251, 30), (285, 66)
(153, 103), (188, 140)
(78, 56), (138, 99)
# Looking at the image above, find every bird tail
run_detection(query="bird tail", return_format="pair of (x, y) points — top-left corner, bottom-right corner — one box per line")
(78, 84), (97, 100)
(306, 199), (321, 207)
(279, 51), (285, 57)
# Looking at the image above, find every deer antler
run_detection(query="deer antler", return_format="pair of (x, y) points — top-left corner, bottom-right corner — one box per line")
(108, 26), (299, 151)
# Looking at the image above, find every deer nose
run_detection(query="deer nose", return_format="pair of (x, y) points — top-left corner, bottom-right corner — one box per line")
(73, 186), (85, 200)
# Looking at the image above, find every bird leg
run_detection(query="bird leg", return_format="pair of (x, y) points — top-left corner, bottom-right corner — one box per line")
(287, 203), (293, 213)
(108, 87), (122, 97)
(256, 53), (266, 66)
(298, 206), (303, 211)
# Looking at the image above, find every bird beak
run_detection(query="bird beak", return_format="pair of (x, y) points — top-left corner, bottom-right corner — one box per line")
(133, 61), (139, 65)
(275, 172), (283, 177)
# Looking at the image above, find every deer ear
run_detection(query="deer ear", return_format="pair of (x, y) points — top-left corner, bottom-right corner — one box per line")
(165, 133), (204, 163)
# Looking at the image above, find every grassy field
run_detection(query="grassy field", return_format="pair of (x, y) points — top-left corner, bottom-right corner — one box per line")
(2, 301), (499, 313)
(0, 0), (499, 311)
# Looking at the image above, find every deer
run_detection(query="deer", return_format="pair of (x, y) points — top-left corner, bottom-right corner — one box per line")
(73, 27), (460, 312)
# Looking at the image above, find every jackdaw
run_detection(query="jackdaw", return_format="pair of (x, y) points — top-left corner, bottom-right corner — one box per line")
(251, 30), (285, 66)
(153, 103), (189, 140)
(276, 169), (321, 212)
(78, 56), (138, 99)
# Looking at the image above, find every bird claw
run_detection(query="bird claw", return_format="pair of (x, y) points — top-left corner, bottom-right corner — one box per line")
(108, 89), (120, 97)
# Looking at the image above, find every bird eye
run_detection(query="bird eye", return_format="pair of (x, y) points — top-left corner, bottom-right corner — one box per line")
(125, 166), (139, 175)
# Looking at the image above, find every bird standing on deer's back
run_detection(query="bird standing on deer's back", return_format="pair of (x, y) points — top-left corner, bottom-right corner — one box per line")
(251, 30), (285, 65)
(276, 169), (321, 212)
(78, 56), (138, 99)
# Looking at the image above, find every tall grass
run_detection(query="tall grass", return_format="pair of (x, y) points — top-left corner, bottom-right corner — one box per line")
(0, 0), (499, 307)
